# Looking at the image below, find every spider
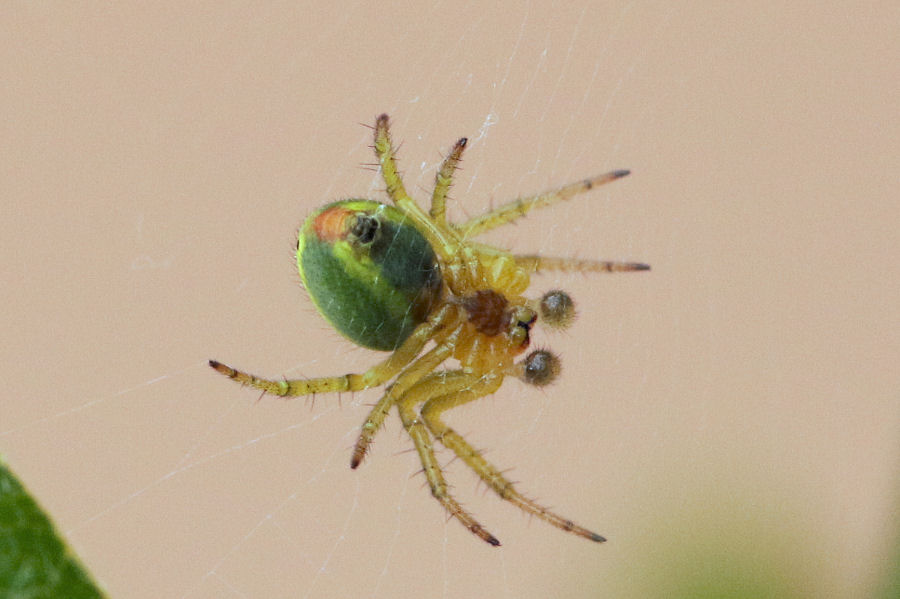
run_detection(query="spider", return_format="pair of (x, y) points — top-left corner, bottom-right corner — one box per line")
(210, 114), (649, 546)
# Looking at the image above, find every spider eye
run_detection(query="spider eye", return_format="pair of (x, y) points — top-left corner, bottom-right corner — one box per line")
(520, 349), (561, 386)
(539, 290), (576, 329)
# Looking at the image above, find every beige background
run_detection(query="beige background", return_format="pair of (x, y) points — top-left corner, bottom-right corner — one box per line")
(2, 2), (897, 598)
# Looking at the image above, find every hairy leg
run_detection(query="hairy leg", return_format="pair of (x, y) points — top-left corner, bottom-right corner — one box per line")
(456, 170), (630, 238)
(372, 113), (457, 262)
(515, 255), (649, 274)
(396, 370), (503, 545)
(431, 137), (467, 225)
(209, 313), (442, 396)
(421, 372), (606, 542)
(350, 318), (463, 468)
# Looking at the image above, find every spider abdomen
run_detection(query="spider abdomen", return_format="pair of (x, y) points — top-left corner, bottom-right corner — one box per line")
(297, 200), (442, 351)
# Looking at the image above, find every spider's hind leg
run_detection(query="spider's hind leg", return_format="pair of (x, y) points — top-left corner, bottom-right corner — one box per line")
(208, 314), (438, 397)
(373, 114), (410, 206)
(208, 360), (388, 396)
(371, 114), (457, 263)
(430, 136), (467, 226)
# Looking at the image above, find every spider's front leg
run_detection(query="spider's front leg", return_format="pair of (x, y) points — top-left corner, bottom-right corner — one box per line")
(396, 369), (505, 546)
(349, 338), (455, 468)
(348, 307), (461, 467)
(420, 370), (607, 543)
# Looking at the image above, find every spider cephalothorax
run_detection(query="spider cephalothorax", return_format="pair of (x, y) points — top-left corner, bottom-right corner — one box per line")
(210, 114), (648, 546)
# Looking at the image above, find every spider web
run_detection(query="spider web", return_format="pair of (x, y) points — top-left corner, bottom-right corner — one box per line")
(3, 5), (664, 597)
(9, 3), (896, 599)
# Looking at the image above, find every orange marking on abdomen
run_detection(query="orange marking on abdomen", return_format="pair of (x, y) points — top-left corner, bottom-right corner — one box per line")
(313, 206), (353, 242)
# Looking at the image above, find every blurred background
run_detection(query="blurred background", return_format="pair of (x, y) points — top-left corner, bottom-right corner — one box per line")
(2, 2), (897, 598)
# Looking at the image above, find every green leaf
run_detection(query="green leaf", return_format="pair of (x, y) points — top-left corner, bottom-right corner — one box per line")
(0, 456), (105, 598)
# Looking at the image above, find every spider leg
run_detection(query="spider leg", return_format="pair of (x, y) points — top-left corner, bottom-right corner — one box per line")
(430, 137), (467, 226)
(455, 169), (630, 239)
(208, 309), (442, 396)
(373, 114), (411, 206)
(372, 114), (457, 263)
(396, 370), (504, 546)
(515, 254), (650, 274)
(420, 371), (607, 543)
(350, 316), (464, 468)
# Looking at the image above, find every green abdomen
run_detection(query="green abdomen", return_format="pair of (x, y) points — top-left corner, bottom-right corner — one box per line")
(297, 200), (442, 351)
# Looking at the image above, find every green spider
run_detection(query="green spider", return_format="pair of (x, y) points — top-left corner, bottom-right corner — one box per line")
(210, 114), (649, 546)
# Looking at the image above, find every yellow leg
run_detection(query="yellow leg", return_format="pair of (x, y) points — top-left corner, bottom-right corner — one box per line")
(431, 137), (467, 225)
(373, 114), (411, 206)
(515, 255), (650, 274)
(208, 311), (441, 396)
(350, 318), (463, 468)
(396, 370), (503, 546)
(455, 169), (630, 239)
(372, 114), (458, 263)
(420, 372), (607, 543)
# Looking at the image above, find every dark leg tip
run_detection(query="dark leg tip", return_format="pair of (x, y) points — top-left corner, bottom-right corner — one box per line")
(612, 169), (630, 178)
